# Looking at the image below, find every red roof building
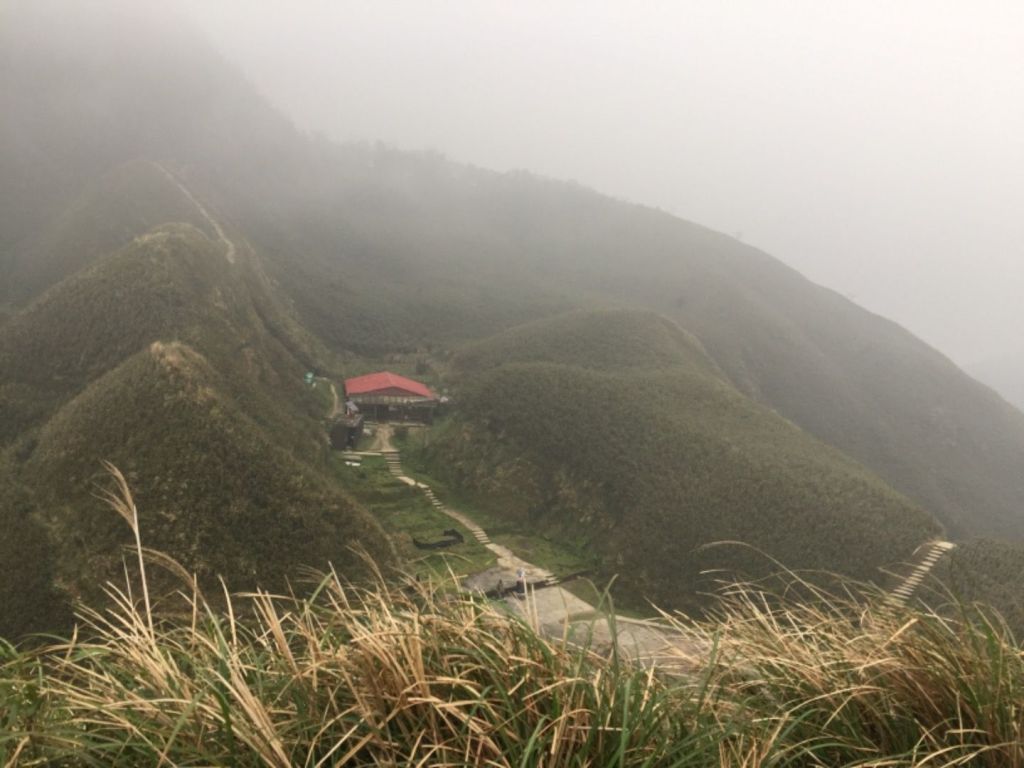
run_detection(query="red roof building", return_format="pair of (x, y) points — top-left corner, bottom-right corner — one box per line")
(343, 371), (438, 422)
(344, 371), (436, 400)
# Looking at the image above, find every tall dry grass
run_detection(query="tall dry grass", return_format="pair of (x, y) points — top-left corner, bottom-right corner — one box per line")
(689, 578), (1024, 767)
(2, 469), (1024, 766)
(1, 471), (710, 766)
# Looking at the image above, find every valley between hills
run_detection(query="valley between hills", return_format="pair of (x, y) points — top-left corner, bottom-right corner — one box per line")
(313, 379), (953, 674)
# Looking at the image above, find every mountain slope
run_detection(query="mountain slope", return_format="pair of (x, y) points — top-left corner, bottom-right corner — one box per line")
(419, 310), (939, 610)
(6, 0), (1022, 544)
(0, 0), (296, 262)
(0, 452), (72, 638)
(186, 127), (1024, 541)
(2, 160), (214, 304)
(22, 341), (391, 606)
(0, 221), (325, 453)
(0, 219), (392, 636)
(964, 356), (1024, 412)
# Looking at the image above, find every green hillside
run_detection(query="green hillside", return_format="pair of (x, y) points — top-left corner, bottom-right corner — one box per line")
(929, 540), (1024, 636)
(9, 340), (392, 613)
(0, 222), (326, 454)
(454, 308), (722, 376)
(188, 121), (1024, 543)
(236, 160), (1024, 542)
(0, 221), (392, 636)
(7, 0), (1024, 544)
(420, 310), (939, 610)
(0, 453), (71, 639)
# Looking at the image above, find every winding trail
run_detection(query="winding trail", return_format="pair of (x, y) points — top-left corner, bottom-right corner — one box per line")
(337, 415), (951, 673)
(381, 448), (553, 583)
(376, 444), (707, 673)
(152, 162), (236, 263)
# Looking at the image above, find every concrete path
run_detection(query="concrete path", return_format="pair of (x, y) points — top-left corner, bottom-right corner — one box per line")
(513, 587), (709, 674)
(383, 447), (705, 673)
(376, 446), (939, 673)
(383, 449), (555, 584)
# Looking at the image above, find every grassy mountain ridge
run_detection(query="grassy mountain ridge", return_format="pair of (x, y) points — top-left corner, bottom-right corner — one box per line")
(19, 340), (392, 608)
(205, 137), (1024, 541)
(421, 310), (939, 610)
(7, 0), (1024, 543)
(0, 220), (394, 636)
(0, 0), (297, 256)
(0, 222), (327, 457)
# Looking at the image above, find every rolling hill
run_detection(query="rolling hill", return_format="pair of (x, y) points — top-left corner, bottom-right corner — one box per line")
(22, 340), (392, 608)
(418, 310), (940, 610)
(0, 221), (393, 636)
(233, 164), (1024, 542)
(0, 219), (326, 451)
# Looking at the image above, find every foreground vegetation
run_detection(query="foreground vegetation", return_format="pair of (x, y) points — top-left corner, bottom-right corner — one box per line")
(4, 479), (1024, 766)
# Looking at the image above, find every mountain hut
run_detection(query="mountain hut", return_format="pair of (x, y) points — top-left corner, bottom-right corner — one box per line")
(343, 371), (439, 422)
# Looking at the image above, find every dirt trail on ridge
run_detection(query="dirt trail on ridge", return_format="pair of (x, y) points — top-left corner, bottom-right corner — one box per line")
(152, 162), (237, 263)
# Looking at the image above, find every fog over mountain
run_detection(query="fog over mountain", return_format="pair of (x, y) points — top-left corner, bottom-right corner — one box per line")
(183, 0), (1024, 389)
(8, 4), (1024, 759)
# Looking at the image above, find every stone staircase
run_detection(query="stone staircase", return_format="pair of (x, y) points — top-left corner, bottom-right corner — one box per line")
(888, 540), (956, 605)
(421, 485), (492, 545)
(382, 450), (403, 477)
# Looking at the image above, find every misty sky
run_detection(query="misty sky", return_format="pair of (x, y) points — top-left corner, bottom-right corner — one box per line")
(186, 1), (1024, 368)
